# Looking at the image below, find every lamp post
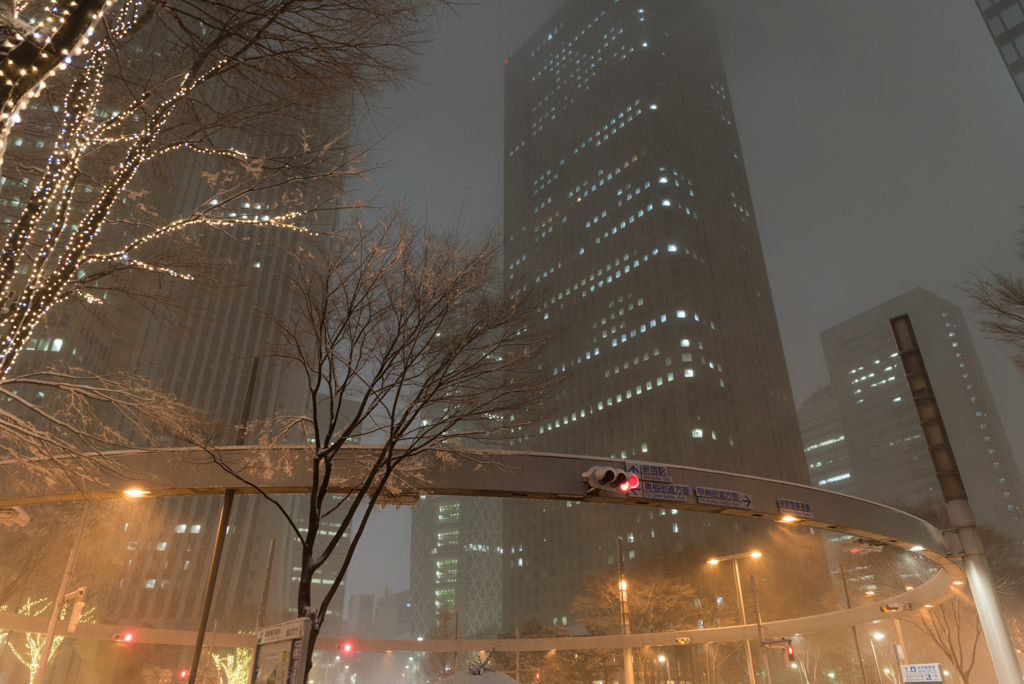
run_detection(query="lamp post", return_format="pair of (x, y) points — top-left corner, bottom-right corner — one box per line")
(617, 538), (635, 684)
(658, 653), (672, 684)
(707, 550), (761, 684)
(868, 633), (887, 684)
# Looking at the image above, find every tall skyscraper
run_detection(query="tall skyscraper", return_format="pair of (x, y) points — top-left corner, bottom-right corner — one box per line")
(818, 287), (1024, 536)
(499, 0), (808, 628)
(975, 0), (1024, 102)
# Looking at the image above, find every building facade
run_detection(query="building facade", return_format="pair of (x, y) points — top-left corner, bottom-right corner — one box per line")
(976, 0), (1024, 102)
(409, 497), (503, 639)
(819, 287), (1024, 536)
(500, 0), (809, 629)
(798, 385), (857, 497)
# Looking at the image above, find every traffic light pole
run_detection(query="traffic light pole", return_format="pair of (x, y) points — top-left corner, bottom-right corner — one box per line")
(187, 489), (236, 684)
(616, 538), (635, 684)
(749, 575), (771, 684)
(839, 565), (869, 684)
(34, 501), (90, 684)
(891, 316), (1023, 684)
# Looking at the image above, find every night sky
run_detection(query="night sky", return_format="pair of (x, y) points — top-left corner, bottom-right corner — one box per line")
(345, 0), (1024, 599)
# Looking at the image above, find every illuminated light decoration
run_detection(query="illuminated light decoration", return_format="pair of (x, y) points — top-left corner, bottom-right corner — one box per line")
(0, 0), (344, 386)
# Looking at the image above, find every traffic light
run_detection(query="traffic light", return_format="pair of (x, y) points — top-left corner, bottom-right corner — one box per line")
(880, 602), (911, 613)
(786, 644), (796, 668)
(339, 641), (355, 655)
(841, 538), (885, 554)
(0, 506), (29, 527)
(113, 632), (135, 643)
(583, 466), (639, 494)
(179, 670), (189, 681)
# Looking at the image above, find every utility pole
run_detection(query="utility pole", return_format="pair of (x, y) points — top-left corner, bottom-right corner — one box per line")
(839, 565), (869, 683)
(749, 574), (771, 684)
(617, 538), (635, 684)
(515, 627), (520, 683)
(891, 315), (1022, 684)
(731, 558), (757, 684)
(35, 502), (90, 684)
(255, 539), (276, 631)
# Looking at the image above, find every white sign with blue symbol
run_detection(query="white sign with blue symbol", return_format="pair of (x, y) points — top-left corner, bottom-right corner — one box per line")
(900, 663), (943, 682)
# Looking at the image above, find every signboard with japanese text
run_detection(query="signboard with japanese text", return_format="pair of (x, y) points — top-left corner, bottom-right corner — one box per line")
(695, 487), (752, 509)
(641, 482), (691, 502)
(777, 498), (813, 519)
(900, 663), (943, 682)
(248, 618), (311, 684)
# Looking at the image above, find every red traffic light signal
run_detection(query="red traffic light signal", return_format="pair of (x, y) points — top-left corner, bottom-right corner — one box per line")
(113, 632), (135, 643)
(179, 670), (189, 681)
(583, 466), (640, 494)
(340, 641), (354, 655)
(786, 645), (796, 667)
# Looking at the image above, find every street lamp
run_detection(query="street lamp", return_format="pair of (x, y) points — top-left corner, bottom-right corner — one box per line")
(868, 633), (890, 684)
(658, 653), (673, 684)
(707, 550), (761, 684)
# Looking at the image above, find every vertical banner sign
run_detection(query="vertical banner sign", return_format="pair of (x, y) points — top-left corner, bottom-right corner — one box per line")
(248, 618), (312, 684)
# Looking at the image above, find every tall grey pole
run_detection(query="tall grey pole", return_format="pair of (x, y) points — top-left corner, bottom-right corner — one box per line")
(515, 627), (520, 683)
(890, 315), (1023, 684)
(868, 637), (884, 684)
(748, 575), (771, 684)
(617, 538), (635, 684)
(255, 539), (276, 631)
(731, 559), (757, 684)
(839, 566), (869, 684)
(187, 489), (235, 684)
(34, 502), (90, 684)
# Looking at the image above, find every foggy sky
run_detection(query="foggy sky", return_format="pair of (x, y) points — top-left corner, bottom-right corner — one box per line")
(344, 1), (1024, 598)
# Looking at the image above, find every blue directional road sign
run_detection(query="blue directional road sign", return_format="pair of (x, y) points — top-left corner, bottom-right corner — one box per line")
(695, 487), (752, 509)
(641, 482), (691, 502)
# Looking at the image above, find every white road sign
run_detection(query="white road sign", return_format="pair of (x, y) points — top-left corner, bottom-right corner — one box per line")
(900, 663), (943, 682)
(778, 498), (813, 519)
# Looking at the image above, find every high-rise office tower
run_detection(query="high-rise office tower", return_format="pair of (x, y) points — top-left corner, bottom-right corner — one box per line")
(818, 287), (1024, 536)
(410, 497), (503, 638)
(798, 386), (857, 497)
(975, 0), (1024, 102)
(500, 0), (808, 628)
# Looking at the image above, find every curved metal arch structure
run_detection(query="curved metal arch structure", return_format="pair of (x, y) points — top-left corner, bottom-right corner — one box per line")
(0, 445), (964, 650)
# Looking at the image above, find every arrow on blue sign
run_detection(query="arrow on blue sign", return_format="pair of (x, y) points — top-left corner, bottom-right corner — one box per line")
(742, 495), (751, 507)
(628, 465), (641, 475)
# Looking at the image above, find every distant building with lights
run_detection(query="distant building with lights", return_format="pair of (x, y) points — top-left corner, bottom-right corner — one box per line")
(817, 287), (1024, 537)
(798, 385), (856, 497)
(498, 0), (810, 629)
(410, 497), (503, 638)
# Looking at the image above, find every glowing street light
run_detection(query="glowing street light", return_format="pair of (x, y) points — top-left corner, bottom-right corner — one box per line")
(707, 551), (761, 684)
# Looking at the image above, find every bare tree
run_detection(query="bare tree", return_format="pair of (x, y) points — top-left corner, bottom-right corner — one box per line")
(421, 604), (458, 680)
(0, 0), (450, 471)
(0, 0), (110, 170)
(572, 555), (701, 684)
(965, 231), (1024, 375)
(207, 214), (554, 679)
